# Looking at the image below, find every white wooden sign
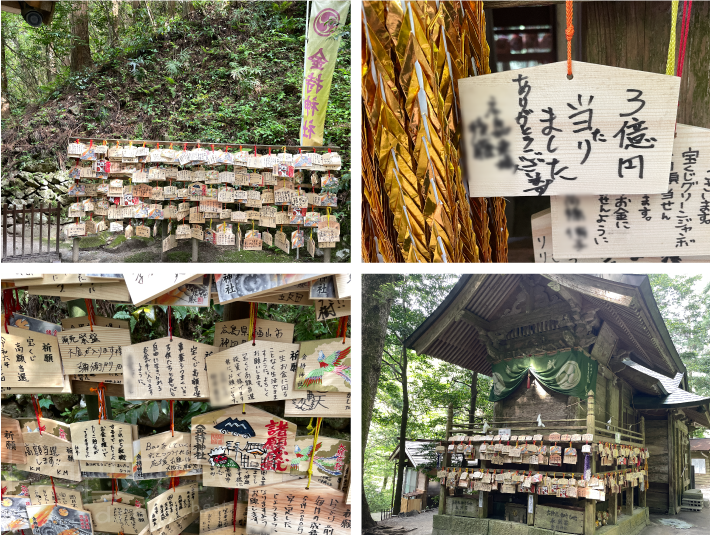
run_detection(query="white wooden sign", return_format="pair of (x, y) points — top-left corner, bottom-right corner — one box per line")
(550, 124), (710, 258)
(459, 61), (681, 196)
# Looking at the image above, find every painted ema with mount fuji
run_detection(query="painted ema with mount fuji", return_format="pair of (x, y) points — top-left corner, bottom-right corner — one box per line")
(213, 417), (256, 438)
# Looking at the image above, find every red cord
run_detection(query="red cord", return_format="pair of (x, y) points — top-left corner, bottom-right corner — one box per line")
(170, 400), (175, 437)
(566, 1), (574, 77)
(167, 305), (173, 341)
(677, 0), (693, 79)
(50, 477), (57, 504)
(31, 395), (45, 435)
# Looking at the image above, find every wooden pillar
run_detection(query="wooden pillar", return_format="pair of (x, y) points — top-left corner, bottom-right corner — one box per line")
(668, 415), (676, 514)
(527, 494), (537, 525)
(609, 493), (618, 525)
(639, 416), (646, 508)
(625, 487), (633, 516)
(584, 390), (597, 535)
(72, 237), (80, 262)
(439, 403), (453, 516)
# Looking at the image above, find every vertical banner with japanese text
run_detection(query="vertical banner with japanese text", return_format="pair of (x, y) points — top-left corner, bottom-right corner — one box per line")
(299, 1), (350, 146)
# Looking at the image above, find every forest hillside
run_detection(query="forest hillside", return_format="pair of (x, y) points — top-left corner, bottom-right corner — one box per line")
(1, 1), (351, 260)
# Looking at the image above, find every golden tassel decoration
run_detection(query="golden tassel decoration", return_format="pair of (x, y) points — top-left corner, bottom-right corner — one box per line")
(362, 1), (508, 262)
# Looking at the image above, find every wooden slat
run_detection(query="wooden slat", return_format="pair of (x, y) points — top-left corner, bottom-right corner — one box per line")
(27, 281), (131, 301)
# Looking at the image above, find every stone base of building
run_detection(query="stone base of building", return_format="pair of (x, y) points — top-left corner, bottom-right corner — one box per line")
(432, 507), (649, 535)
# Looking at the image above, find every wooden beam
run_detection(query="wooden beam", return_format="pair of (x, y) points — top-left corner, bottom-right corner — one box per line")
(591, 322), (619, 367)
(484, 0), (563, 7)
(488, 300), (572, 332)
(411, 275), (488, 355)
(439, 404), (453, 516)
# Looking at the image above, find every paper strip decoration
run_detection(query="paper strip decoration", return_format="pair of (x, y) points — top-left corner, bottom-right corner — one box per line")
(191, 405), (296, 473)
(212, 319), (295, 350)
(122, 337), (214, 400)
(1, 416), (26, 464)
(246, 480), (350, 534)
(295, 338), (351, 392)
(206, 340), (303, 406)
(1, 326), (65, 387)
(284, 391), (351, 418)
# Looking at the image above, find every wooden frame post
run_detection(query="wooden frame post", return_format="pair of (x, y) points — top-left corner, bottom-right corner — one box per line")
(639, 416), (646, 508)
(439, 403), (453, 515)
(584, 390), (597, 535)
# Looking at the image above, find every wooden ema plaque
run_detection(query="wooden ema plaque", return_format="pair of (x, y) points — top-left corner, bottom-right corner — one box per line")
(66, 223), (86, 237)
(284, 391), (351, 418)
(295, 339), (351, 392)
(530, 208), (709, 263)
(92, 491), (145, 508)
(145, 512), (197, 535)
(290, 436), (350, 479)
(83, 502), (147, 534)
(310, 277), (336, 299)
(1, 496), (33, 532)
(202, 466), (284, 490)
(214, 275), (322, 305)
(27, 282), (131, 302)
(275, 231), (290, 254)
(22, 416), (72, 439)
(1, 480), (30, 496)
(123, 337), (213, 400)
(142, 275), (211, 308)
(315, 299), (351, 321)
(334, 275), (351, 299)
(550, 124), (710, 259)
(459, 60), (681, 197)
(246, 480), (350, 535)
(70, 420), (134, 462)
(125, 274), (199, 306)
(146, 483), (199, 531)
(317, 218), (340, 244)
(1, 326), (64, 388)
(17, 431), (82, 482)
(534, 504), (584, 534)
(206, 340), (305, 406)
(79, 459), (133, 477)
(162, 235), (177, 253)
(2, 313), (61, 338)
(1, 415), (26, 464)
(139, 431), (197, 474)
(28, 485), (83, 508)
(61, 316), (129, 330)
(213, 319), (295, 350)
(58, 325), (131, 375)
(191, 405), (296, 474)
(200, 501), (247, 533)
(26, 504), (94, 535)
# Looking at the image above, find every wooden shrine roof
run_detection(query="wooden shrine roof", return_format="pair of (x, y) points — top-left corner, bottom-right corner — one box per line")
(690, 438), (710, 451)
(405, 274), (686, 379)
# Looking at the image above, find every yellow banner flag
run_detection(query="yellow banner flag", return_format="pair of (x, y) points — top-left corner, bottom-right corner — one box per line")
(299, 1), (350, 147)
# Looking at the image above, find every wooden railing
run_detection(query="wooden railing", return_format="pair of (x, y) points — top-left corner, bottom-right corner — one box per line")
(2, 203), (61, 260)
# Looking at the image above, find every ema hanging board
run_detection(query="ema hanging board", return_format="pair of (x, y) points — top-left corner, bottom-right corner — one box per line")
(21, 417), (72, 440)
(1, 326), (65, 387)
(28, 485), (83, 509)
(70, 420), (134, 462)
(284, 391), (351, 418)
(334, 274), (352, 299)
(17, 430), (82, 481)
(58, 325), (130, 375)
(83, 502), (148, 534)
(142, 275), (212, 307)
(1, 416), (26, 464)
(7, 314), (62, 335)
(144, 512), (197, 535)
(309, 277), (336, 299)
(92, 491), (146, 508)
(139, 431), (197, 474)
(146, 483), (199, 531)
(122, 337), (213, 400)
(1, 373), (73, 394)
(27, 282), (131, 302)
(199, 501), (247, 533)
(550, 123), (710, 259)
(213, 319), (295, 350)
(202, 466), (284, 489)
(531, 208), (709, 263)
(459, 61), (680, 197)
(205, 340), (303, 406)
(61, 316), (130, 331)
(0, 480), (30, 495)
(213, 275), (322, 304)
(314, 299), (350, 321)
(294, 339), (351, 392)
(131, 439), (202, 481)
(245, 480), (350, 535)
(26, 504), (94, 535)
(191, 405), (296, 474)
(290, 436), (350, 478)
(79, 460), (133, 478)
(1, 495), (33, 532)
(125, 274), (200, 306)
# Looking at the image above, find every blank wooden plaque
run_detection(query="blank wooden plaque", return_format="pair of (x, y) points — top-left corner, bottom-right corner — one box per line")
(1, 416), (26, 464)
(122, 337), (213, 400)
(294, 338), (351, 392)
(206, 340), (304, 406)
(1, 326), (64, 387)
(550, 123), (710, 258)
(531, 208), (710, 263)
(212, 318), (295, 350)
(284, 391), (351, 418)
(58, 325), (131, 375)
(459, 61), (680, 196)
(125, 273), (199, 306)
(245, 480), (350, 535)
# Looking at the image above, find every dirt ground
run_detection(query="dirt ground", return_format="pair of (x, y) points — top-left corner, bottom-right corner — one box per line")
(369, 509), (435, 535)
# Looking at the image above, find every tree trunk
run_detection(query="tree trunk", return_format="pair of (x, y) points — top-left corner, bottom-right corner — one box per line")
(168, 0), (176, 17)
(182, 0), (194, 18)
(361, 274), (400, 529)
(469, 371), (478, 427)
(70, 1), (92, 73)
(393, 342), (409, 515)
(1, 21), (9, 118)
